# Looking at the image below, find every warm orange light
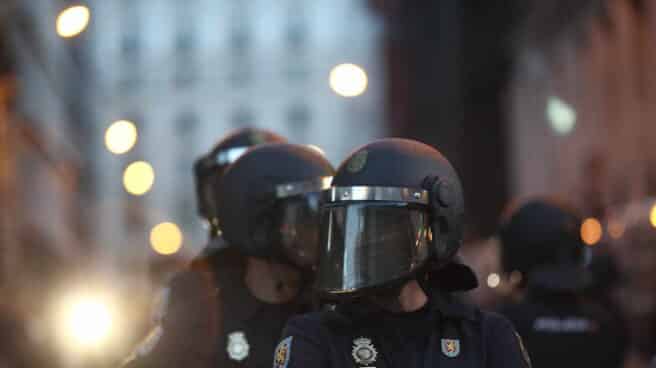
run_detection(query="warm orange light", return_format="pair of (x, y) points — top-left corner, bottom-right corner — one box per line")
(581, 217), (603, 246)
(650, 204), (656, 228)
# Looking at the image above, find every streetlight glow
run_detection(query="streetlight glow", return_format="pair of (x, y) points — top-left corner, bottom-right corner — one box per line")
(56, 5), (91, 38)
(123, 161), (155, 196)
(329, 63), (368, 97)
(487, 273), (501, 288)
(150, 222), (183, 255)
(105, 120), (138, 155)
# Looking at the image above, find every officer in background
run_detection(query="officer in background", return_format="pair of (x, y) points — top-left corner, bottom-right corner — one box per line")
(122, 134), (334, 367)
(497, 198), (626, 368)
(274, 138), (531, 368)
(193, 128), (287, 251)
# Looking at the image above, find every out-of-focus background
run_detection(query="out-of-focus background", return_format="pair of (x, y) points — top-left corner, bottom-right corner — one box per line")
(0, 0), (655, 366)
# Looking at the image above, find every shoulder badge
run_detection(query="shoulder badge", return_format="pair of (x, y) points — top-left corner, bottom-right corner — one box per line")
(274, 336), (293, 368)
(514, 332), (532, 368)
(352, 337), (378, 366)
(441, 338), (460, 358)
(227, 331), (250, 361)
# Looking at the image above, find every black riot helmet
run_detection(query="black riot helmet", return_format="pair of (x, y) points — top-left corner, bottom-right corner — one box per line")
(193, 128), (286, 237)
(316, 138), (470, 297)
(215, 143), (334, 269)
(498, 198), (589, 291)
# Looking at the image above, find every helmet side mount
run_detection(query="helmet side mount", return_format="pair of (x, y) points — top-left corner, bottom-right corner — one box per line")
(423, 176), (464, 266)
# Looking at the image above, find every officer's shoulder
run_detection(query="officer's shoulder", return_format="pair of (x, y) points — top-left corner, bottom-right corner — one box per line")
(284, 311), (335, 340)
(496, 300), (539, 323)
(480, 309), (515, 325)
(442, 299), (515, 332)
(163, 260), (219, 304)
(478, 310), (520, 337)
(286, 311), (324, 330)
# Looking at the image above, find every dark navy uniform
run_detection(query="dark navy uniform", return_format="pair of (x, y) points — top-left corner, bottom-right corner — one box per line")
(275, 294), (530, 368)
(123, 247), (311, 368)
(499, 288), (625, 368)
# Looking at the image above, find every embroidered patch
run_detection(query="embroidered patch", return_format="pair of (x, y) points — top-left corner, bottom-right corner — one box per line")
(251, 131), (266, 145)
(441, 338), (460, 358)
(515, 332), (532, 368)
(352, 337), (378, 365)
(274, 336), (293, 368)
(346, 150), (368, 173)
(227, 331), (250, 361)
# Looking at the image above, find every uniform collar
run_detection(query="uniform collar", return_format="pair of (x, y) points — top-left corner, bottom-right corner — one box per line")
(430, 292), (478, 322)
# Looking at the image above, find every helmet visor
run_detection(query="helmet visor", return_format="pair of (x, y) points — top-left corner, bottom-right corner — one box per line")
(273, 192), (323, 269)
(194, 159), (227, 220)
(316, 202), (431, 295)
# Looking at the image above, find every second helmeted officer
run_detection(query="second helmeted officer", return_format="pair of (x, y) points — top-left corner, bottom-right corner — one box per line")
(122, 134), (334, 367)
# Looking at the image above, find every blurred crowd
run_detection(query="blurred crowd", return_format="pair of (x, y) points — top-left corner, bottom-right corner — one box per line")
(462, 198), (656, 368)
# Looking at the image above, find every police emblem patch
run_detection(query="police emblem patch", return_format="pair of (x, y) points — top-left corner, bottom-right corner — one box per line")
(251, 131), (266, 145)
(347, 150), (368, 173)
(441, 338), (460, 358)
(352, 337), (378, 365)
(274, 336), (292, 368)
(227, 331), (250, 361)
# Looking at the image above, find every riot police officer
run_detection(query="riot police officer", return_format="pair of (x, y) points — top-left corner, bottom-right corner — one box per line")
(497, 198), (626, 368)
(274, 138), (531, 368)
(122, 132), (334, 368)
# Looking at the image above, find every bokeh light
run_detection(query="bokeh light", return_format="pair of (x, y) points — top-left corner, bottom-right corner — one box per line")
(649, 204), (656, 228)
(123, 161), (155, 196)
(306, 144), (326, 156)
(547, 96), (576, 135)
(63, 298), (112, 347)
(329, 63), (368, 97)
(56, 5), (91, 38)
(486, 273), (501, 288)
(105, 120), (138, 154)
(607, 219), (625, 239)
(150, 222), (183, 255)
(509, 270), (523, 285)
(581, 217), (603, 246)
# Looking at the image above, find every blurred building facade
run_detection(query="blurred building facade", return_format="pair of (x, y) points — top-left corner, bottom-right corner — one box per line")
(510, 0), (656, 219)
(13, 0), (384, 265)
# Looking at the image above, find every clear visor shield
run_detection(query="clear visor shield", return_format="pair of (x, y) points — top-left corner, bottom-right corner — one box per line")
(274, 192), (322, 269)
(271, 177), (332, 269)
(317, 203), (431, 295)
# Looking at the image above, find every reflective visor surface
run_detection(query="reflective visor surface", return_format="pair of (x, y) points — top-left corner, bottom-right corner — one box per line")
(273, 192), (322, 269)
(317, 202), (431, 294)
